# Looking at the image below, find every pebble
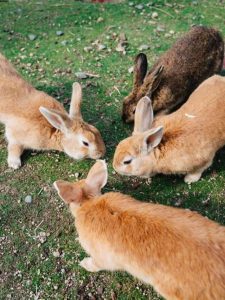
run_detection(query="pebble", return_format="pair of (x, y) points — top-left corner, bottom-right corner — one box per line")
(164, 33), (171, 38)
(24, 195), (32, 204)
(53, 250), (60, 258)
(97, 44), (107, 51)
(84, 46), (93, 52)
(75, 172), (79, 179)
(156, 25), (165, 32)
(56, 31), (64, 36)
(97, 17), (104, 23)
(75, 72), (88, 79)
(128, 66), (134, 73)
(135, 4), (144, 10)
(138, 44), (150, 51)
(152, 12), (158, 19)
(28, 34), (37, 41)
(61, 40), (68, 46)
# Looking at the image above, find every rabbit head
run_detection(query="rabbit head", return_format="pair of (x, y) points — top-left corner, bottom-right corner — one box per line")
(40, 83), (106, 160)
(54, 160), (107, 213)
(122, 53), (163, 123)
(114, 96), (163, 177)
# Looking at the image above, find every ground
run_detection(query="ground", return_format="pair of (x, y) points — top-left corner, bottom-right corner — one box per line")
(0, 0), (225, 299)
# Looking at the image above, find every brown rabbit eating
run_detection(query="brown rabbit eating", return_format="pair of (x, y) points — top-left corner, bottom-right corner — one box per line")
(0, 53), (105, 169)
(114, 75), (225, 183)
(54, 160), (225, 300)
(122, 26), (224, 123)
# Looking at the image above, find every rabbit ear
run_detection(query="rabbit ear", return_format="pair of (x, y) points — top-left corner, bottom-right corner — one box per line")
(133, 96), (154, 135)
(85, 160), (108, 196)
(142, 126), (163, 154)
(69, 82), (83, 120)
(145, 65), (164, 97)
(54, 180), (83, 204)
(39, 107), (72, 133)
(133, 53), (148, 92)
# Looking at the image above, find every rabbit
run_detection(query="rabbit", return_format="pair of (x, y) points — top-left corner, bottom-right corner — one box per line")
(114, 75), (225, 184)
(0, 53), (105, 169)
(54, 160), (225, 300)
(122, 25), (224, 123)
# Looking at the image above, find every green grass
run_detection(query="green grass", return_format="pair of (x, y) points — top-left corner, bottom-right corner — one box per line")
(0, 0), (225, 299)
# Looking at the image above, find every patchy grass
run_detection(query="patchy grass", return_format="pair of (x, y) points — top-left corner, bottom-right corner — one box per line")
(0, 0), (225, 299)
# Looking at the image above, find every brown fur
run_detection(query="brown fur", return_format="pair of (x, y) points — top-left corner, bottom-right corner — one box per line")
(54, 161), (225, 300)
(122, 26), (224, 123)
(0, 53), (105, 168)
(114, 75), (225, 183)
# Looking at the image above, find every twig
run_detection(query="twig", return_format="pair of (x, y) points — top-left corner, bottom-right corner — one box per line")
(154, 6), (174, 18)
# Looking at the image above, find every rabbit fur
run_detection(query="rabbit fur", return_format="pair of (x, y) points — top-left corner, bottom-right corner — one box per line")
(54, 160), (225, 300)
(114, 75), (225, 183)
(122, 26), (224, 123)
(0, 53), (105, 169)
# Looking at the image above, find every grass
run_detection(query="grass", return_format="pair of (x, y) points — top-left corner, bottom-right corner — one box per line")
(0, 0), (225, 299)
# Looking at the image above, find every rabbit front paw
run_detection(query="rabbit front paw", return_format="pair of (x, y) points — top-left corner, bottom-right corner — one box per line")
(184, 172), (202, 184)
(80, 257), (102, 272)
(8, 157), (22, 169)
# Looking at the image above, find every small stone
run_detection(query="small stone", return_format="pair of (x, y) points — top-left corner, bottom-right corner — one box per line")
(169, 30), (175, 35)
(97, 17), (104, 23)
(164, 33), (171, 38)
(56, 31), (64, 36)
(97, 44), (107, 51)
(28, 34), (37, 41)
(152, 12), (158, 19)
(53, 250), (60, 258)
(84, 46), (93, 52)
(129, 2), (134, 6)
(25, 195), (32, 204)
(61, 40), (68, 46)
(138, 44), (150, 51)
(75, 172), (79, 179)
(75, 72), (88, 79)
(156, 25), (165, 32)
(128, 66), (134, 73)
(135, 4), (144, 10)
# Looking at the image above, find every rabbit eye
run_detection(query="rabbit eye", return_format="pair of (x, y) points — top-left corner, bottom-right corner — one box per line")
(124, 159), (132, 165)
(82, 141), (89, 147)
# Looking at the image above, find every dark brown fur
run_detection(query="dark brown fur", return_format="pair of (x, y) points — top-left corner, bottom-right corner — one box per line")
(122, 26), (224, 123)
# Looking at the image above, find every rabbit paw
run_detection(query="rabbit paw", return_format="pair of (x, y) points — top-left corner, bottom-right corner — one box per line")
(80, 257), (101, 272)
(8, 157), (22, 169)
(184, 172), (201, 184)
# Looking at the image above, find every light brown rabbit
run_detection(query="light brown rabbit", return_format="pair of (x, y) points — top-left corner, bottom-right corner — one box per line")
(114, 75), (225, 183)
(54, 160), (225, 300)
(122, 26), (224, 123)
(0, 53), (105, 169)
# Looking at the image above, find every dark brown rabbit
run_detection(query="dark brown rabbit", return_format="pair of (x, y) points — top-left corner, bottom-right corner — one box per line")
(122, 26), (224, 123)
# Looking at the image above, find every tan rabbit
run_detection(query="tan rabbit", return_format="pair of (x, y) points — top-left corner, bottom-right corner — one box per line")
(54, 160), (225, 300)
(122, 26), (224, 123)
(0, 53), (105, 169)
(114, 75), (225, 183)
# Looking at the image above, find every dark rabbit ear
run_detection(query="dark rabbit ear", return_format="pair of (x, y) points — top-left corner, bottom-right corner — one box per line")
(146, 65), (164, 97)
(133, 53), (148, 92)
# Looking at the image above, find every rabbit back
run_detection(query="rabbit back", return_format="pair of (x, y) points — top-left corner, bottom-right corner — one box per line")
(76, 192), (225, 300)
